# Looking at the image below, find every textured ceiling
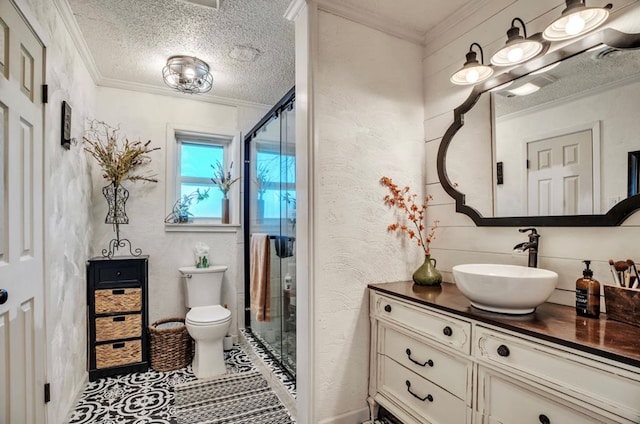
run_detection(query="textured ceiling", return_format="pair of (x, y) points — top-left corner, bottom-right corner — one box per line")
(64, 0), (472, 106)
(66, 0), (295, 106)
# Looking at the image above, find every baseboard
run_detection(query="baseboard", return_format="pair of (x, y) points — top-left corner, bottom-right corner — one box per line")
(317, 406), (370, 424)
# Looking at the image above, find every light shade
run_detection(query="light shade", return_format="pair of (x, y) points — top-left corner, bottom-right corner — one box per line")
(450, 43), (494, 85)
(162, 56), (213, 94)
(543, 1), (612, 41)
(491, 18), (543, 66)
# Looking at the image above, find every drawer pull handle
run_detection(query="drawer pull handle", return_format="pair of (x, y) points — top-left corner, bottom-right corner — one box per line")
(112, 342), (125, 349)
(112, 289), (125, 295)
(113, 316), (125, 322)
(116, 271), (122, 277)
(405, 380), (433, 402)
(384, 304), (392, 313)
(405, 348), (434, 367)
(539, 414), (550, 424)
(442, 326), (452, 337)
(497, 344), (510, 357)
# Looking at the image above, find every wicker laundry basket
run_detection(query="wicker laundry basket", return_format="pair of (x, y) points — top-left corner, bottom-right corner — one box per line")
(148, 318), (192, 372)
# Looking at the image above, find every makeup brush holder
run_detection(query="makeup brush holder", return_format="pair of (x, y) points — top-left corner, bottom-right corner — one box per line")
(604, 285), (640, 327)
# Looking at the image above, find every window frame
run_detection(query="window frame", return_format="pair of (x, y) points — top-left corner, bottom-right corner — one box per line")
(165, 124), (240, 231)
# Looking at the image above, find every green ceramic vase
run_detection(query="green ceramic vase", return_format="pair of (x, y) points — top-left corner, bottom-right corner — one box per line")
(412, 255), (442, 286)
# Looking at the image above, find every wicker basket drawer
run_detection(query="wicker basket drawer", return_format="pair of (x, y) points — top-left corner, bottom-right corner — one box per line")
(95, 288), (141, 314)
(95, 340), (142, 369)
(95, 314), (141, 342)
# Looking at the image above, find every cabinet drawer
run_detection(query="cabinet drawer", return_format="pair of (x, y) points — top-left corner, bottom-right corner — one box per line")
(379, 324), (471, 401)
(95, 314), (141, 342)
(373, 293), (471, 354)
(474, 325), (640, 421)
(95, 288), (141, 314)
(379, 356), (467, 424)
(478, 366), (619, 424)
(95, 340), (142, 369)
(94, 261), (144, 284)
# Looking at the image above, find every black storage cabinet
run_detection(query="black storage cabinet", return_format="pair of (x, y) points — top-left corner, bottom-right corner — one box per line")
(87, 256), (149, 381)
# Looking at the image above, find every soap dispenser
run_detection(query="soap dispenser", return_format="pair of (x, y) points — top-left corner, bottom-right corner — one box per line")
(576, 260), (600, 318)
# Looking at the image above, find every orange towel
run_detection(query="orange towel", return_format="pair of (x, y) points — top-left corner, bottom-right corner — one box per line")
(250, 233), (271, 322)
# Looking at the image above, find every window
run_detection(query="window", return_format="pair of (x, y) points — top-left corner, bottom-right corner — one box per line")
(176, 134), (231, 220)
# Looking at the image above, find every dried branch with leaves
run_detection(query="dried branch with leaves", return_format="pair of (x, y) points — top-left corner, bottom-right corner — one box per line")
(380, 176), (439, 255)
(83, 120), (160, 187)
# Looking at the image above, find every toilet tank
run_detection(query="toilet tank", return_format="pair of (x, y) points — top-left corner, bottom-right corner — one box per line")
(179, 265), (228, 308)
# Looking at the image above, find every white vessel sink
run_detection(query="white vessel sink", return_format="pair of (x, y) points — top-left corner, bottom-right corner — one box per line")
(452, 264), (558, 314)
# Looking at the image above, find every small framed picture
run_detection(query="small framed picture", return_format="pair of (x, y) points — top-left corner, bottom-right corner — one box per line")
(629, 150), (640, 197)
(61, 101), (71, 149)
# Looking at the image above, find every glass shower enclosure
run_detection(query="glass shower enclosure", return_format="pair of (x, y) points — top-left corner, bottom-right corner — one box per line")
(244, 87), (296, 378)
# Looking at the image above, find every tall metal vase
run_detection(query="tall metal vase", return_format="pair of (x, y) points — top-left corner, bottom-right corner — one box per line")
(102, 183), (129, 227)
(222, 197), (230, 224)
(412, 254), (442, 286)
(101, 183), (141, 258)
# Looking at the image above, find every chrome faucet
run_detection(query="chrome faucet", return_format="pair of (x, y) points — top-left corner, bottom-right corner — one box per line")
(513, 228), (540, 268)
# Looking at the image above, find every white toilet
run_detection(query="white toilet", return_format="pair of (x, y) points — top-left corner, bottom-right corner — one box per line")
(179, 265), (231, 379)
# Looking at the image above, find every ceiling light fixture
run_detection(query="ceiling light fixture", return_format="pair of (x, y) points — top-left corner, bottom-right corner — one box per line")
(543, 0), (612, 41)
(450, 43), (494, 85)
(491, 18), (543, 66)
(162, 56), (213, 94)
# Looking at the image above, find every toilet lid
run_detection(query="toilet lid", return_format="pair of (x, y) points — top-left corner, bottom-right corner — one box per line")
(187, 305), (231, 324)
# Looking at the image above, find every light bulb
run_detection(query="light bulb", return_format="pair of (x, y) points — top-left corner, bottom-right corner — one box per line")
(465, 69), (480, 84)
(565, 14), (586, 35)
(508, 47), (524, 63)
(184, 67), (196, 80)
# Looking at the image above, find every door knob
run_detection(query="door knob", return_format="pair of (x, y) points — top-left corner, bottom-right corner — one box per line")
(0, 289), (7, 305)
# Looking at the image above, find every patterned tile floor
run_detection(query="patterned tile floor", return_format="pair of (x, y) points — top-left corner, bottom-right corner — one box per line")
(68, 345), (256, 424)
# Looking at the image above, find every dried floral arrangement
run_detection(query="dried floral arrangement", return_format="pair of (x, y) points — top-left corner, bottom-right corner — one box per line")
(380, 176), (438, 255)
(211, 160), (239, 198)
(83, 120), (160, 186)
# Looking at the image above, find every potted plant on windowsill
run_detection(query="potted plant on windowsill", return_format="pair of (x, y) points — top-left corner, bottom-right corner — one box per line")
(164, 188), (210, 224)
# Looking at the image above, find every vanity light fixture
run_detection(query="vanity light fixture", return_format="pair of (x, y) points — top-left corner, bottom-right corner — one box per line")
(491, 18), (543, 66)
(543, 0), (613, 41)
(162, 55), (213, 94)
(450, 43), (494, 85)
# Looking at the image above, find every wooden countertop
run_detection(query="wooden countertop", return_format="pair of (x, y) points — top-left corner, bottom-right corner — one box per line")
(369, 281), (640, 369)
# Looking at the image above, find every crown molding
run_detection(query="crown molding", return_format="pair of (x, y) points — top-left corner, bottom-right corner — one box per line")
(284, 0), (306, 21)
(98, 77), (273, 109)
(314, 0), (425, 46)
(423, 0), (507, 56)
(53, 0), (102, 84)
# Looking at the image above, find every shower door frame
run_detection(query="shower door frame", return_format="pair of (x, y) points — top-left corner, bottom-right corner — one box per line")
(243, 87), (296, 378)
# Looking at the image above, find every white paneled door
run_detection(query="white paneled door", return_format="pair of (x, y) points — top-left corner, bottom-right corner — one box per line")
(0, 1), (46, 423)
(527, 130), (594, 216)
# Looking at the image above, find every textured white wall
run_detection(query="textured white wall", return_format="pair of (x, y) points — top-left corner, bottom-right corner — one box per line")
(313, 10), (424, 423)
(93, 87), (268, 333)
(424, 0), (640, 307)
(23, 1), (97, 423)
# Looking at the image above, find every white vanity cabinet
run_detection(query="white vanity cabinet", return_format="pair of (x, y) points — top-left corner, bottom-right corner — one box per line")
(368, 285), (640, 424)
(370, 292), (474, 424)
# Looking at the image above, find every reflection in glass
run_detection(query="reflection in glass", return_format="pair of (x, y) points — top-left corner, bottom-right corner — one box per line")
(448, 42), (640, 219)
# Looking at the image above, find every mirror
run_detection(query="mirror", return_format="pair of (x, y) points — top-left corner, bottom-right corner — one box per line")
(438, 28), (640, 226)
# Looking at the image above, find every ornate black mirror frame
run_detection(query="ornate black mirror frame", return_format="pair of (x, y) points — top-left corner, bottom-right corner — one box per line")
(437, 28), (640, 227)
